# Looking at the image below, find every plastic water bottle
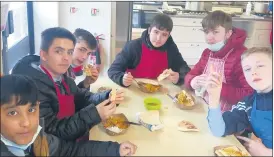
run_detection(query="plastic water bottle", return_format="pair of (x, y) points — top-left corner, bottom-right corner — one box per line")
(185, 2), (191, 10)
(245, 2), (252, 15)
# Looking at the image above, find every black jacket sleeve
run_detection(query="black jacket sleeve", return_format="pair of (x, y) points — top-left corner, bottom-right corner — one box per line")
(77, 80), (90, 89)
(168, 43), (191, 85)
(222, 97), (252, 136)
(108, 40), (141, 87)
(72, 84), (111, 111)
(66, 78), (110, 111)
(46, 133), (120, 156)
(39, 87), (102, 140)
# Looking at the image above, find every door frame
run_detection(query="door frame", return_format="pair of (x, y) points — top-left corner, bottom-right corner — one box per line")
(1, 1), (35, 74)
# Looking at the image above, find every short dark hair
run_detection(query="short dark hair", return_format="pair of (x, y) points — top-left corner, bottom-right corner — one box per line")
(202, 10), (232, 32)
(1, 75), (38, 107)
(150, 13), (173, 32)
(73, 28), (97, 50)
(40, 27), (76, 52)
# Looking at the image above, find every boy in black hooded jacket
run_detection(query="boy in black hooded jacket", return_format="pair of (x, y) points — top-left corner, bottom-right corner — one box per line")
(12, 27), (125, 141)
(0, 75), (137, 157)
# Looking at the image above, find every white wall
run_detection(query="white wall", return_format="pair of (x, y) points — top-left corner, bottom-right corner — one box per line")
(33, 2), (59, 54)
(59, 2), (113, 75)
(32, 2), (114, 75)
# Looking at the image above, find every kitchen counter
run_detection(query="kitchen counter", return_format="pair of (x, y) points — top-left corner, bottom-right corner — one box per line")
(169, 14), (273, 22)
(74, 76), (249, 156)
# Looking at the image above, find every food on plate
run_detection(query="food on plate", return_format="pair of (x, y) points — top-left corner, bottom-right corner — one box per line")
(176, 90), (195, 106)
(140, 79), (160, 86)
(214, 145), (250, 156)
(103, 114), (129, 134)
(138, 79), (162, 93)
(83, 64), (92, 76)
(139, 110), (161, 125)
(157, 69), (172, 81)
(106, 126), (123, 134)
(177, 120), (199, 132)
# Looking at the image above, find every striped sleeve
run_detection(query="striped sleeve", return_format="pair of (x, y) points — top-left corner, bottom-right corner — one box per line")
(222, 98), (252, 136)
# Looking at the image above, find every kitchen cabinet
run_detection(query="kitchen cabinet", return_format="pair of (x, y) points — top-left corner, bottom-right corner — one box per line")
(176, 43), (207, 58)
(172, 26), (205, 43)
(251, 21), (272, 47)
(252, 29), (272, 47)
(254, 21), (272, 30)
(171, 17), (206, 66)
(176, 43), (208, 65)
(172, 17), (202, 26)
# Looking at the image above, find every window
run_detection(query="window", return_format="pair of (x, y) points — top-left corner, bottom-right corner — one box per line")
(7, 2), (28, 48)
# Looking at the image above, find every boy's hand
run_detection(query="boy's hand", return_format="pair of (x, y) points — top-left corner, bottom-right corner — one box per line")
(89, 66), (99, 80)
(190, 74), (207, 90)
(166, 69), (179, 84)
(123, 72), (133, 87)
(95, 99), (116, 121)
(109, 89), (125, 104)
(205, 72), (222, 108)
(237, 136), (272, 156)
(119, 141), (137, 156)
(83, 66), (99, 87)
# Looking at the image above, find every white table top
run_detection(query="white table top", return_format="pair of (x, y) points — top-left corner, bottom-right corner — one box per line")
(75, 76), (247, 156)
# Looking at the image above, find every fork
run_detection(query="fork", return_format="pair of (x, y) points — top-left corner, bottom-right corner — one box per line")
(133, 78), (141, 88)
(166, 93), (179, 103)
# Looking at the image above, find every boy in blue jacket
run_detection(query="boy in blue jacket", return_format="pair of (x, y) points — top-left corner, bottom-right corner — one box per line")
(206, 47), (272, 156)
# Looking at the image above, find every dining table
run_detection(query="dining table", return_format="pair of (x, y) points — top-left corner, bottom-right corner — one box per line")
(75, 76), (248, 156)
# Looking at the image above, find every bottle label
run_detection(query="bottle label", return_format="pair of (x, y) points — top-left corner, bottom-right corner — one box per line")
(89, 55), (96, 66)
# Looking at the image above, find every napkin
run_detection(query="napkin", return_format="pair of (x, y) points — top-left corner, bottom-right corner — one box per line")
(136, 110), (164, 132)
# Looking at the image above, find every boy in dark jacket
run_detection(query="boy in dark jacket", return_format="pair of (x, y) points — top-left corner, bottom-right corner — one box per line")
(0, 75), (137, 157)
(184, 11), (254, 112)
(206, 47), (272, 156)
(108, 13), (190, 87)
(12, 27), (125, 141)
(67, 28), (99, 89)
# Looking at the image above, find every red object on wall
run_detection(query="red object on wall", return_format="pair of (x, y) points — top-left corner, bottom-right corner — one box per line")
(70, 7), (78, 14)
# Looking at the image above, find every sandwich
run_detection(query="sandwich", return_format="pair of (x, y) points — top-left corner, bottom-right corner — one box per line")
(214, 145), (250, 156)
(157, 69), (172, 81)
(83, 64), (92, 76)
(177, 120), (199, 132)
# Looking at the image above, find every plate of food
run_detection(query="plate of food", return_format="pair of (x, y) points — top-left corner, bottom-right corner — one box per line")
(214, 145), (251, 156)
(100, 113), (130, 136)
(174, 90), (196, 110)
(135, 79), (162, 93)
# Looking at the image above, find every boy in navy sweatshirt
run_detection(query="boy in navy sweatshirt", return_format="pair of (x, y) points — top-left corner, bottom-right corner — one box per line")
(206, 47), (272, 156)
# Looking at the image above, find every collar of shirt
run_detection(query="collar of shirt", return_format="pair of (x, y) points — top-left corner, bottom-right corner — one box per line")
(38, 65), (62, 82)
